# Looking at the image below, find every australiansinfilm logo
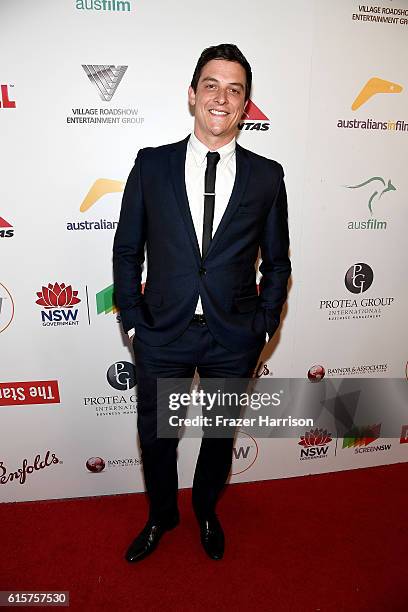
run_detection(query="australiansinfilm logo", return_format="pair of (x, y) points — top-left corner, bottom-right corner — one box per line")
(66, 179), (123, 232)
(319, 263), (395, 322)
(337, 76), (407, 133)
(83, 362), (137, 417)
(66, 64), (144, 126)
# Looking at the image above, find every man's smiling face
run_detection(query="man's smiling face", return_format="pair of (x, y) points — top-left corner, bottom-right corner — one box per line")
(188, 59), (247, 149)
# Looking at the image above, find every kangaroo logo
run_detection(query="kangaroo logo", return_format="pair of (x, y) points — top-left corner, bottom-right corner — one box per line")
(345, 177), (396, 215)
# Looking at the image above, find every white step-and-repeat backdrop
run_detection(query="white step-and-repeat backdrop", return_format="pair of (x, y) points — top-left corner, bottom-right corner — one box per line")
(1, 0), (407, 502)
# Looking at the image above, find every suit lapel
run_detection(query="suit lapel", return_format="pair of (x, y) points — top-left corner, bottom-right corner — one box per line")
(203, 143), (250, 261)
(169, 136), (201, 265)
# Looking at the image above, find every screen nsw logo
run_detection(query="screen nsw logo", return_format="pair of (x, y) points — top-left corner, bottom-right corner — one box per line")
(36, 282), (81, 326)
(319, 263), (394, 322)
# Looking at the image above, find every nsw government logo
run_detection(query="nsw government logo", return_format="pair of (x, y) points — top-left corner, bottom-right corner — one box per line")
(36, 282), (81, 326)
(319, 263), (394, 322)
(298, 428), (332, 461)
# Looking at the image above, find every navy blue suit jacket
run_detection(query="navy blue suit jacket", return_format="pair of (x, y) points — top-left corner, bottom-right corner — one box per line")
(113, 136), (291, 352)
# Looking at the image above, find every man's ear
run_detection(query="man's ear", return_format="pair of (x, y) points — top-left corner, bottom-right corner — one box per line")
(188, 85), (196, 107)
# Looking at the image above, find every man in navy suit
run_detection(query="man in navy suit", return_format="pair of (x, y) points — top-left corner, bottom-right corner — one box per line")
(113, 43), (291, 562)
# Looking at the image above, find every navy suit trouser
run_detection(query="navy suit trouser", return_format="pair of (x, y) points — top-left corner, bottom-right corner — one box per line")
(132, 318), (264, 525)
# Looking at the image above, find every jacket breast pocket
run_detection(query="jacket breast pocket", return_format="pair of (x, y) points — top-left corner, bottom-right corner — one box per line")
(143, 288), (163, 307)
(234, 294), (258, 313)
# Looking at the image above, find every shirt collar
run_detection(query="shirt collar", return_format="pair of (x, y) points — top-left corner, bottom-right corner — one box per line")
(188, 131), (236, 168)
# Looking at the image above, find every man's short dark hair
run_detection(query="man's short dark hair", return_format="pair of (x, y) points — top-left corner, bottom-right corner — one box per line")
(191, 43), (252, 101)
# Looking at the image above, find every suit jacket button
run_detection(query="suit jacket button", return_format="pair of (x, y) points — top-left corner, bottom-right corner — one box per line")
(199, 267), (206, 276)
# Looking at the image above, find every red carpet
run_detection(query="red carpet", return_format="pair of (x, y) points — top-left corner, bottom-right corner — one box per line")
(1, 463), (407, 611)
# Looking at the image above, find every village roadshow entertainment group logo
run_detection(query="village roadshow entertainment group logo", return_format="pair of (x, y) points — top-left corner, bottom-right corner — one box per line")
(66, 64), (144, 126)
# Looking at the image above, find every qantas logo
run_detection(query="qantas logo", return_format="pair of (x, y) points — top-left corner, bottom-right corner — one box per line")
(82, 65), (128, 101)
(239, 99), (270, 131)
(0, 216), (14, 238)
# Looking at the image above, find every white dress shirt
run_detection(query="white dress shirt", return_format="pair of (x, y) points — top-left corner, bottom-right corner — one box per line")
(127, 132), (236, 336)
(185, 132), (236, 314)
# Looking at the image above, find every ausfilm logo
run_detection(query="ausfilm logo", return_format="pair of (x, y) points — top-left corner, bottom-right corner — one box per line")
(36, 282), (81, 326)
(75, 0), (132, 12)
(66, 64), (144, 126)
(66, 179), (123, 232)
(0, 283), (14, 334)
(319, 263), (394, 322)
(231, 431), (258, 475)
(344, 175), (397, 231)
(298, 428), (332, 461)
(0, 380), (60, 406)
(84, 363), (137, 417)
(0, 451), (61, 486)
(0, 84), (16, 109)
(238, 99), (270, 132)
(337, 76), (407, 133)
(0, 216), (14, 238)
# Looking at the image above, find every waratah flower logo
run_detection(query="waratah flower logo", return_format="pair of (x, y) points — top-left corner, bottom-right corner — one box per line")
(36, 283), (81, 309)
(298, 428), (332, 447)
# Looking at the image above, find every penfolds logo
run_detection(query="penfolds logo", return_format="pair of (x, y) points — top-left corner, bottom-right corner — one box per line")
(0, 450), (61, 485)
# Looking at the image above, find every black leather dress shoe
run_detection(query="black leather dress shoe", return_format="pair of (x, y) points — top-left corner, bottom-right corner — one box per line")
(125, 518), (179, 563)
(199, 515), (225, 560)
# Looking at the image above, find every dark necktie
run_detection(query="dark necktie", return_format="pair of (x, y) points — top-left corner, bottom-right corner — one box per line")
(202, 151), (220, 258)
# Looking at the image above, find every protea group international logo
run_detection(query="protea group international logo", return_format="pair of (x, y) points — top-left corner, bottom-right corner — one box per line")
(36, 282), (81, 327)
(344, 263), (373, 294)
(298, 428), (332, 460)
